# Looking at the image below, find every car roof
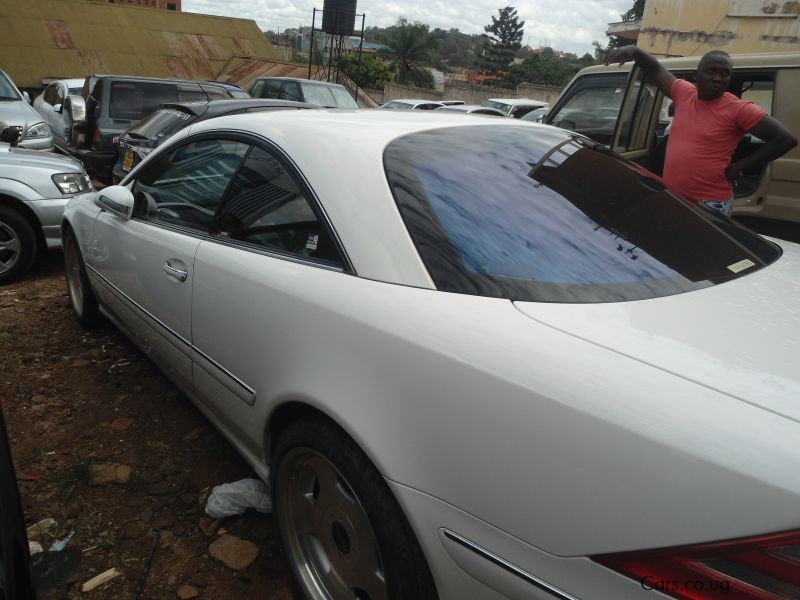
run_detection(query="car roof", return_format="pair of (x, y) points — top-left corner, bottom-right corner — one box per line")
(179, 110), (564, 286)
(435, 104), (504, 114)
(252, 77), (346, 87)
(159, 98), (316, 118)
(88, 73), (233, 87)
(574, 51), (800, 75)
(487, 98), (548, 106)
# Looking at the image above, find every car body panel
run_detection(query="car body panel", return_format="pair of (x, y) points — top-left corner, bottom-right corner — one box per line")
(62, 111), (800, 597)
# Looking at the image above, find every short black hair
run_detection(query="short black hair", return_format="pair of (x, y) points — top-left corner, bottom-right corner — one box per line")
(698, 50), (732, 68)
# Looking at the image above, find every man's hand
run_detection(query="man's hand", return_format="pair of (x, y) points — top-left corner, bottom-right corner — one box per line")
(604, 45), (638, 67)
(725, 162), (744, 181)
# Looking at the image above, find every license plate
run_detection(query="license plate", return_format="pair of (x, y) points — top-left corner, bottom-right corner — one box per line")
(122, 148), (134, 172)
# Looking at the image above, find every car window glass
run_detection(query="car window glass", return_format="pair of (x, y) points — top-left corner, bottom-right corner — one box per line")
(300, 83), (337, 107)
(212, 146), (342, 265)
(109, 82), (178, 121)
(262, 80), (282, 99)
(131, 139), (250, 232)
(55, 85), (65, 104)
(548, 72), (627, 145)
(740, 78), (773, 116)
(127, 108), (193, 140)
(43, 84), (58, 105)
(250, 80), (265, 97)
(178, 86), (206, 102)
(200, 85), (229, 100)
(0, 72), (20, 100)
(384, 125), (779, 303)
(281, 81), (303, 102)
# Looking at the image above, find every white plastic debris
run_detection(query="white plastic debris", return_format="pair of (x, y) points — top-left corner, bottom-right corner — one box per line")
(28, 541), (43, 555)
(205, 478), (272, 519)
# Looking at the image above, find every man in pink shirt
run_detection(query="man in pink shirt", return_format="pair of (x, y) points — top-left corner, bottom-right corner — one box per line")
(605, 46), (797, 216)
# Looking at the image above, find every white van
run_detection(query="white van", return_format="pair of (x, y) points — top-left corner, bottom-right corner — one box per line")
(545, 52), (800, 223)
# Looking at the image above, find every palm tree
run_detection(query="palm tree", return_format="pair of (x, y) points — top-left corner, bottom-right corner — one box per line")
(380, 19), (437, 88)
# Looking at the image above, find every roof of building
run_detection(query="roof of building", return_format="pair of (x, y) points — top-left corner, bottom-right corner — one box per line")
(0, 0), (277, 88)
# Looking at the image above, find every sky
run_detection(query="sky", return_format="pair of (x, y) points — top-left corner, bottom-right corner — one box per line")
(182, 0), (635, 57)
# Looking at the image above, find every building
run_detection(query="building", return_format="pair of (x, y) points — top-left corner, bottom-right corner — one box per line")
(89, 0), (181, 10)
(609, 0), (800, 57)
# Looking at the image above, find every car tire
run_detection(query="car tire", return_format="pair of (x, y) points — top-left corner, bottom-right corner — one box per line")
(0, 205), (37, 285)
(63, 227), (101, 328)
(273, 417), (438, 600)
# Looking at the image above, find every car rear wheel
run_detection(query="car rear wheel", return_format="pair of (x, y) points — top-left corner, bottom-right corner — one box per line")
(273, 417), (437, 600)
(0, 206), (36, 285)
(63, 227), (101, 328)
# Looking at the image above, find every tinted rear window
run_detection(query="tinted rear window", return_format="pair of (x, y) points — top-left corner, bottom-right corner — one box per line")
(384, 125), (780, 303)
(109, 82), (178, 120)
(126, 108), (193, 140)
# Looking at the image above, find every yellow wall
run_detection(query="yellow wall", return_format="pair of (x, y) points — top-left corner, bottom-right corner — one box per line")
(638, 0), (799, 57)
(0, 0), (277, 88)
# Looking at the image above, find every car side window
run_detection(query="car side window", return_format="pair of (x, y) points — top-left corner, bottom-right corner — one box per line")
(281, 81), (303, 102)
(250, 80), (265, 97)
(130, 139), (250, 232)
(547, 72), (627, 145)
(44, 84), (59, 105)
(212, 146), (343, 265)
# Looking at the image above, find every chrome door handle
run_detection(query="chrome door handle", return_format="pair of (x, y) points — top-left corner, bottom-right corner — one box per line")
(163, 260), (188, 282)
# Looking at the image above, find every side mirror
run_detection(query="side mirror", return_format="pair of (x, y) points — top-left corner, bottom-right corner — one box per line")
(0, 125), (21, 146)
(95, 186), (134, 220)
(22, 91), (31, 104)
(54, 103), (63, 114)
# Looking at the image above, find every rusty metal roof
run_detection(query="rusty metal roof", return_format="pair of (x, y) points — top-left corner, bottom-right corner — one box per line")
(0, 0), (278, 88)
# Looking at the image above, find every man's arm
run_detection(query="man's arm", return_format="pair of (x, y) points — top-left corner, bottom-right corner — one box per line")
(725, 116), (798, 180)
(604, 45), (676, 98)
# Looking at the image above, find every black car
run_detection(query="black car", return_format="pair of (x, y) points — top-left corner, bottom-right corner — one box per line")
(112, 98), (314, 183)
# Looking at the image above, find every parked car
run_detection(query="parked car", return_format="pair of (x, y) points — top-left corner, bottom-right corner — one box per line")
(380, 98), (445, 110)
(520, 106), (549, 122)
(249, 77), (358, 108)
(0, 126), (91, 283)
(480, 97), (549, 118)
(62, 110), (800, 600)
(112, 98), (314, 183)
(57, 75), (250, 183)
(434, 104), (505, 116)
(32, 78), (84, 150)
(0, 402), (36, 599)
(206, 81), (250, 99)
(0, 69), (53, 150)
(546, 51), (800, 223)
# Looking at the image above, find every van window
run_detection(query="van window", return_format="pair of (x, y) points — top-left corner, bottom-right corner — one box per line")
(109, 82), (178, 121)
(547, 73), (627, 145)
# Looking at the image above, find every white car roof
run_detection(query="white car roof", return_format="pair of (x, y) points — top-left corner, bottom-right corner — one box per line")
(182, 109), (536, 286)
(487, 98), (549, 107)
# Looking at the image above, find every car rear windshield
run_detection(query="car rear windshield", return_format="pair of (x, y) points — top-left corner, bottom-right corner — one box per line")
(109, 82), (179, 120)
(300, 83), (358, 108)
(384, 125), (780, 303)
(125, 107), (193, 140)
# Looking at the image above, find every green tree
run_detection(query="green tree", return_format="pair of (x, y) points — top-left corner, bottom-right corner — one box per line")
(379, 19), (437, 88)
(482, 6), (525, 74)
(339, 53), (391, 90)
(502, 48), (596, 88)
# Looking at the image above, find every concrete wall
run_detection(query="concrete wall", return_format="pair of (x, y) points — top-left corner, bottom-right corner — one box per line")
(639, 0), (800, 57)
(381, 81), (562, 106)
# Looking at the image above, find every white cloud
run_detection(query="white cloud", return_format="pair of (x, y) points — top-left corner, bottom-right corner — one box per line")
(183, 0), (633, 56)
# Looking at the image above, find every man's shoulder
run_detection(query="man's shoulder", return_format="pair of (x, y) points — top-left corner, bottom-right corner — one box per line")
(671, 78), (696, 99)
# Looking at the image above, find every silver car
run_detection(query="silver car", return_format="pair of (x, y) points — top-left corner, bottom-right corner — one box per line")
(0, 137), (91, 283)
(32, 78), (85, 151)
(0, 69), (54, 151)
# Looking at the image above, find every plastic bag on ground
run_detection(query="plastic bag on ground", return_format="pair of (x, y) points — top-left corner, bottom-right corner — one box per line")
(205, 477), (272, 519)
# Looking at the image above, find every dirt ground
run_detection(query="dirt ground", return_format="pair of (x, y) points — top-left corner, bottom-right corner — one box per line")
(0, 251), (299, 599)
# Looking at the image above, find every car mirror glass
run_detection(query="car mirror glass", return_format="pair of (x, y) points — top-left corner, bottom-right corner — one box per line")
(95, 185), (134, 220)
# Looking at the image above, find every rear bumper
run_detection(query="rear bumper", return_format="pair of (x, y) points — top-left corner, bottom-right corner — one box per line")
(64, 147), (115, 183)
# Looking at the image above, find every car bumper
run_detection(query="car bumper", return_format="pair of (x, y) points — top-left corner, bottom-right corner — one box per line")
(389, 481), (670, 600)
(18, 136), (54, 151)
(64, 147), (116, 183)
(25, 197), (71, 248)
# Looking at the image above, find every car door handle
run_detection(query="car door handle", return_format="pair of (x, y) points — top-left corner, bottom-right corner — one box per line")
(163, 260), (188, 282)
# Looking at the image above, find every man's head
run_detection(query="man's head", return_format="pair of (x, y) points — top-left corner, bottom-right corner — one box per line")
(695, 51), (733, 100)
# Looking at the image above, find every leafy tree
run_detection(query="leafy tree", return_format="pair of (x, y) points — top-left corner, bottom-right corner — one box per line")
(606, 0), (645, 50)
(339, 53), (391, 90)
(482, 6), (525, 74)
(502, 48), (595, 87)
(379, 19), (437, 88)
(429, 28), (485, 69)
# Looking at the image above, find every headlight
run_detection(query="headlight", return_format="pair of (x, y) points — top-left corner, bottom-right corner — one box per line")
(26, 122), (50, 138)
(52, 173), (92, 195)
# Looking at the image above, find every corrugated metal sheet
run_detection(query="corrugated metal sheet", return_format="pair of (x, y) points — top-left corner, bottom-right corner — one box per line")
(1, 0), (277, 88)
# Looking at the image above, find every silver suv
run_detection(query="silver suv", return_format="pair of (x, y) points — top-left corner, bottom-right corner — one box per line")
(0, 69), (53, 151)
(0, 130), (91, 283)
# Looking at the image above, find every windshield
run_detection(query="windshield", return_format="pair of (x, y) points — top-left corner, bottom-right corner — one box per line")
(0, 72), (21, 101)
(300, 82), (358, 108)
(126, 107), (193, 140)
(479, 100), (511, 113)
(384, 125), (780, 303)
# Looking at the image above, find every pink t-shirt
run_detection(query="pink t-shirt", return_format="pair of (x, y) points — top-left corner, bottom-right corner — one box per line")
(663, 78), (767, 201)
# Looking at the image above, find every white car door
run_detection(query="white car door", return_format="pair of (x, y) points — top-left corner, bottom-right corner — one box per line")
(89, 136), (250, 390)
(191, 143), (348, 461)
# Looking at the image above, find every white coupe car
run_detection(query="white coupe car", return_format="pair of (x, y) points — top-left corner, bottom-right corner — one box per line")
(61, 110), (800, 600)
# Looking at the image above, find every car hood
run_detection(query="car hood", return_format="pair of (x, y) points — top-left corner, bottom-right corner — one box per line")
(0, 144), (83, 171)
(0, 100), (43, 131)
(514, 238), (800, 422)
